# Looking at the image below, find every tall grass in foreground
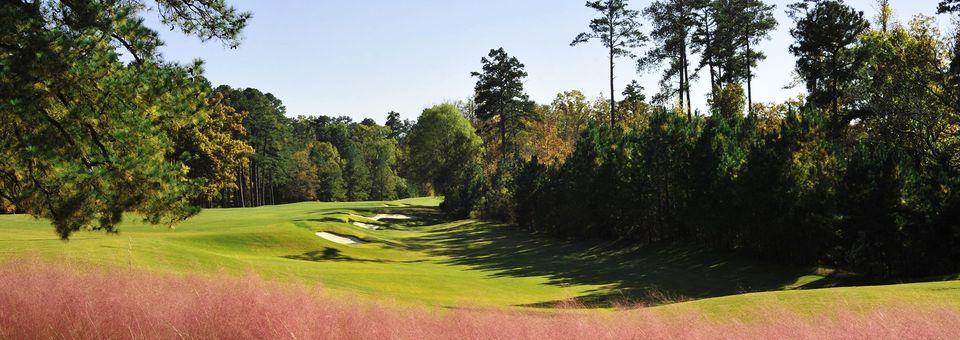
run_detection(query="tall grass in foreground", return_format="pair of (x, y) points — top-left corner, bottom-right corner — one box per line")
(1, 260), (957, 340)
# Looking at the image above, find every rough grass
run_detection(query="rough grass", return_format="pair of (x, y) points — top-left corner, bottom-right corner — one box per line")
(2, 260), (958, 340)
(0, 197), (958, 314)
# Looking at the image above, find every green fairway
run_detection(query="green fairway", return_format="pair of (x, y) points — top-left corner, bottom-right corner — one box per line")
(0, 197), (957, 312)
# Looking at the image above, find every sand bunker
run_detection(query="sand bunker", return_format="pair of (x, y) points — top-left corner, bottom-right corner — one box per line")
(372, 214), (412, 220)
(315, 232), (367, 245)
(346, 213), (413, 230)
(339, 213), (416, 232)
(351, 222), (381, 230)
(348, 213), (413, 221)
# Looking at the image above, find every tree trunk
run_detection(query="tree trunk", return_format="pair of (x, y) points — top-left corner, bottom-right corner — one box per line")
(680, 5), (692, 119)
(238, 167), (245, 208)
(251, 164), (255, 207)
(831, 51), (840, 116)
(255, 163), (259, 207)
(609, 46), (616, 128)
(683, 43), (692, 120)
(678, 59), (685, 117)
(500, 111), (507, 160)
(745, 25), (753, 115)
(256, 167), (260, 206)
(706, 22), (717, 101)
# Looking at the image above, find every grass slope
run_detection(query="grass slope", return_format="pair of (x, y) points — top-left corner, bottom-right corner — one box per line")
(0, 197), (957, 313)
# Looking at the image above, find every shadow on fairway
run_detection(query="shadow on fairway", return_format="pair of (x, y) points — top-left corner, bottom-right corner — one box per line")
(282, 247), (425, 264)
(405, 220), (820, 308)
(290, 202), (832, 308)
(283, 247), (381, 262)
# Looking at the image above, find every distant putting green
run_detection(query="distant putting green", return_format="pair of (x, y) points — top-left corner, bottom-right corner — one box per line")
(0, 197), (957, 313)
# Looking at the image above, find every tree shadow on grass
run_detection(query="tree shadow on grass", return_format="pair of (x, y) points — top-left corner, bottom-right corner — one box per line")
(284, 203), (449, 263)
(298, 204), (450, 231)
(347, 206), (451, 228)
(300, 206), (456, 253)
(404, 220), (821, 308)
(292, 203), (947, 308)
(794, 271), (960, 290)
(284, 247), (358, 262)
(282, 247), (423, 264)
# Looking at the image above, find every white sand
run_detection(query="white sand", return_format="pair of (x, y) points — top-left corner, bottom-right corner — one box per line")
(347, 213), (413, 224)
(315, 232), (367, 245)
(340, 213), (415, 232)
(372, 214), (413, 220)
(351, 222), (381, 230)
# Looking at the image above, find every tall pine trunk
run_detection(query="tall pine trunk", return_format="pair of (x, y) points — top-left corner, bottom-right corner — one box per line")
(745, 24), (753, 115)
(251, 163), (257, 207)
(706, 21), (718, 101)
(253, 164), (258, 207)
(682, 42), (692, 120)
(256, 166), (263, 207)
(680, 3), (691, 119)
(238, 166), (245, 208)
(499, 107), (507, 162)
(678, 57), (685, 117)
(609, 45), (616, 128)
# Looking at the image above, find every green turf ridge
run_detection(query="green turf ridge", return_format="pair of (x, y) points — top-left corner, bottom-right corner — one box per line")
(0, 197), (957, 314)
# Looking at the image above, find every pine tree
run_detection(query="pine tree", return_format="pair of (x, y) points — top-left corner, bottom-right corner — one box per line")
(690, 0), (776, 113)
(732, 0), (777, 114)
(572, 0), (647, 127)
(0, 0), (249, 238)
(788, 0), (869, 119)
(471, 48), (532, 161)
(645, 0), (697, 119)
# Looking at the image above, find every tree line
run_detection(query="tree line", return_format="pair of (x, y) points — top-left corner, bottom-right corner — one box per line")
(3, 0), (959, 278)
(406, 0), (960, 277)
(0, 0), (414, 238)
(206, 86), (414, 209)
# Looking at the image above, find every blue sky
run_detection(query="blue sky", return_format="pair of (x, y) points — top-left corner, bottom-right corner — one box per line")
(148, 0), (952, 123)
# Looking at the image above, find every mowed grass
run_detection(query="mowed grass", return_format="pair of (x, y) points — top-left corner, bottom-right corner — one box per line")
(0, 197), (958, 315)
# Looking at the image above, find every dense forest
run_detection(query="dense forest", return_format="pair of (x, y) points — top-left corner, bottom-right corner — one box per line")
(203, 86), (415, 208)
(2, 0), (959, 278)
(413, 0), (960, 277)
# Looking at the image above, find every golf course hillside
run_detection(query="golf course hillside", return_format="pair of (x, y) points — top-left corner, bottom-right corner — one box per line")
(2, 198), (957, 317)
(5, 0), (960, 337)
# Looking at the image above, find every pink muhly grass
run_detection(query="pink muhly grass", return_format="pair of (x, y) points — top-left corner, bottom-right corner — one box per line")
(0, 259), (958, 340)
